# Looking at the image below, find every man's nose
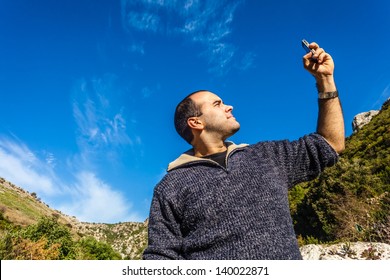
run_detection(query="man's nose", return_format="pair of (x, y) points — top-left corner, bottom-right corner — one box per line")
(225, 104), (233, 112)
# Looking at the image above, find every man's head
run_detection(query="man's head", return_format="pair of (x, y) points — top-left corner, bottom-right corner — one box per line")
(174, 90), (240, 145)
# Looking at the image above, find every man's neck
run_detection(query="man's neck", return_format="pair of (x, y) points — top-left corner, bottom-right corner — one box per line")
(193, 140), (227, 157)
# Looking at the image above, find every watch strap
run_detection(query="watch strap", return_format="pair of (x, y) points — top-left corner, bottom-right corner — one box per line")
(318, 90), (338, 99)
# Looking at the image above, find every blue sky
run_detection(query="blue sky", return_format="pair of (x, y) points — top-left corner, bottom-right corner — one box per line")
(0, 0), (389, 223)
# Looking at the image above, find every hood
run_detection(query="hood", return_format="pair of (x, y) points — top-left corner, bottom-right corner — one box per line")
(167, 141), (248, 172)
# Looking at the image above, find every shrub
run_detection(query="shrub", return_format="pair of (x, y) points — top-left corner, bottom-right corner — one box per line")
(76, 237), (121, 260)
(21, 217), (76, 259)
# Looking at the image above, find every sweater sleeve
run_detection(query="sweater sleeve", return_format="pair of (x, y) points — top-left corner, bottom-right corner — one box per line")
(274, 133), (339, 187)
(142, 184), (184, 260)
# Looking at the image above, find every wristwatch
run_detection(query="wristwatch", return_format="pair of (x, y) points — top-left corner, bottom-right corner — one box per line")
(318, 90), (339, 99)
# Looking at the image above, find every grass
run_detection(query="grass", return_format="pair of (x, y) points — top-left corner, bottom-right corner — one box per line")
(0, 184), (46, 225)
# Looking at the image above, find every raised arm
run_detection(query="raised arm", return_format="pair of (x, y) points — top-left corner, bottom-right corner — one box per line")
(303, 42), (345, 154)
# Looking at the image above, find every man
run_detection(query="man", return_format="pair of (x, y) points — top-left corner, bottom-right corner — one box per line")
(143, 42), (345, 260)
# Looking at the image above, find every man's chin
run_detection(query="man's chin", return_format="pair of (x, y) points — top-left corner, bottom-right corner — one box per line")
(230, 124), (241, 136)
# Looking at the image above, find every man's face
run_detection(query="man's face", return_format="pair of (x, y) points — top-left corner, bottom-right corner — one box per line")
(190, 91), (240, 140)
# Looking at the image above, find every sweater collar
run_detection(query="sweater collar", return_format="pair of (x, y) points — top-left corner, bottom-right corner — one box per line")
(167, 141), (248, 172)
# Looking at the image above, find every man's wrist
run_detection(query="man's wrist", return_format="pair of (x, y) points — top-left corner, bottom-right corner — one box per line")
(318, 90), (339, 99)
(315, 75), (336, 92)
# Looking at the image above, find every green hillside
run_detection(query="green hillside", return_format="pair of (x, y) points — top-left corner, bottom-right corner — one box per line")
(289, 100), (390, 245)
(0, 179), (147, 260)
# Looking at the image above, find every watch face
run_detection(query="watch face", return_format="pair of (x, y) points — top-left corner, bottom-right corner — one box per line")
(319, 90), (338, 99)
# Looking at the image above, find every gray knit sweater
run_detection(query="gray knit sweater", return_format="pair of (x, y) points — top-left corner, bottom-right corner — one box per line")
(143, 133), (338, 260)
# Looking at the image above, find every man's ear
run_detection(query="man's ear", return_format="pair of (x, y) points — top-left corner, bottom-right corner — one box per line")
(187, 117), (204, 130)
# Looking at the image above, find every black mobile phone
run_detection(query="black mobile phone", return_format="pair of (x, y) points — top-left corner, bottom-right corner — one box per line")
(301, 39), (317, 61)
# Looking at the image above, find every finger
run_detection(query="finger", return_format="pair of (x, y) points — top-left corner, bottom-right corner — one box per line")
(316, 49), (332, 64)
(312, 48), (325, 61)
(303, 54), (317, 72)
(309, 42), (322, 58)
(317, 52), (328, 63)
(309, 42), (319, 50)
(303, 53), (314, 68)
(303, 52), (313, 61)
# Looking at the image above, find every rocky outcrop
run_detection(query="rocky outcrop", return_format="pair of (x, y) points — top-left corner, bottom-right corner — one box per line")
(300, 242), (390, 260)
(352, 97), (390, 133)
(352, 110), (380, 132)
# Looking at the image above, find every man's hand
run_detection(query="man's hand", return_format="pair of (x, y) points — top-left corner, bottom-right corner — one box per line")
(303, 42), (334, 77)
(303, 42), (336, 92)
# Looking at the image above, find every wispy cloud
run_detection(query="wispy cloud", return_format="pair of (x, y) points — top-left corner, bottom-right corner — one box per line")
(141, 83), (161, 99)
(72, 75), (136, 166)
(128, 42), (145, 55)
(0, 135), (141, 223)
(201, 43), (236, 74)
(120, 0), (245, 75)
(372, 82), (390, 109)
(125, 11), (160, 33)
(237, 51), (256, 71)
(0, 137), (57, 196)
(179, 1), (237, 42)
(58, 172), (141, 223)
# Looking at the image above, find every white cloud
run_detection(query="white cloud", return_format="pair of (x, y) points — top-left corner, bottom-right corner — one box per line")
(58, 172), (141, 223)
(237, 52), (256, 71)
(125, 11), (160, 32)
(184, 0), (197, 11)
(72, 76), (134, 162)
(203, 43), (236, 74)
(0, 137), (57, 196)
(120, 0), (245, 75)
(372, 82), (390, 109)
(141, 84), (161, 99)
(44, 151), (56, 168)
(0, 136), (142, 223)
(128, 42), (145, 55)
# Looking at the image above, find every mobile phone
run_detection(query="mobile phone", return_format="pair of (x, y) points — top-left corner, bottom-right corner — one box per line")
(301, 39), (317, 61)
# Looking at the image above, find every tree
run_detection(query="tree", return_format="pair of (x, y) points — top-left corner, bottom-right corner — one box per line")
(76, 237), (122, 260)
(21, 217), (76, 259)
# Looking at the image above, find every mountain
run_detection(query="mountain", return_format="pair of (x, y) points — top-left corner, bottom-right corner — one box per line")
(0, 178), (147, 259)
